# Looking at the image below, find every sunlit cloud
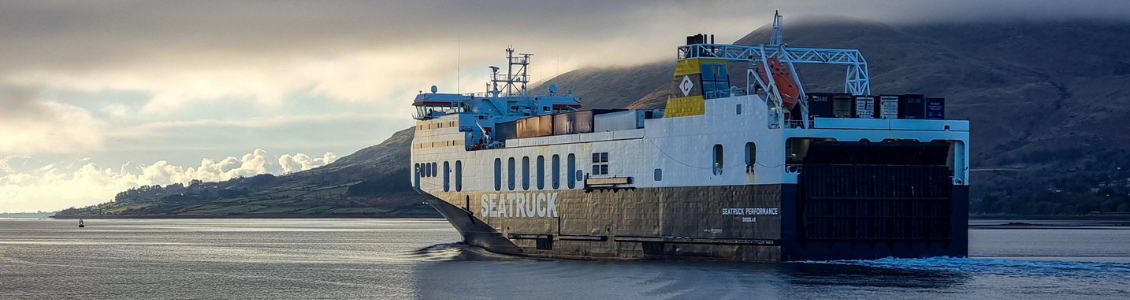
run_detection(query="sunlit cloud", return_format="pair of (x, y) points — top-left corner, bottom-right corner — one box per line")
(279, 152), (338, 174)
(0, 149), (337, 212)
(0, 98), (108, 154)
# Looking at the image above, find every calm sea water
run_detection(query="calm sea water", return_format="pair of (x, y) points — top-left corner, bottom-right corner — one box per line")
(2, 219), (1129, 299)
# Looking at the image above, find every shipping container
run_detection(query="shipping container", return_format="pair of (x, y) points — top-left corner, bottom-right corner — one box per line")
(552, 111), (598, 135)
(495, 121), (517, 140)
(926, 98), (945, 120)
(594, 110), (640, 132)
(515, 117), (535, 138)
(538, 114), (554, 136)
(807, 93), (834, 118)
(575, 110), (594, 133)
(879, 95), (900, 119)
(898, 94), (926, 119)
(832, 93), (854, 118)
(854, 95), (877, 118)
(553, 113), (575, 135)
(516, 115), (554, 138)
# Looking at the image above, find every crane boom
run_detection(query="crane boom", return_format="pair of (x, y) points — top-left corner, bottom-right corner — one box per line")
(675, 44), (870, 96)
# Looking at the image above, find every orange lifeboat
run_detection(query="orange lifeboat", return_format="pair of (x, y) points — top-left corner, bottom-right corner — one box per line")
(756, 57), (801, 111)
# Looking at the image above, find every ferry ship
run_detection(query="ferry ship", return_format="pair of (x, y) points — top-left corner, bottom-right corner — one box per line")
(409, 13), (969, 261)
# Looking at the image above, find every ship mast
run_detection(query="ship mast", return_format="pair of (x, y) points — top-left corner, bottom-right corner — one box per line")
(490, 47), (532, 97)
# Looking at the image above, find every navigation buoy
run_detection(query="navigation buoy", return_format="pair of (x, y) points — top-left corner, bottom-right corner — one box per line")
(78, 219), (85, 228)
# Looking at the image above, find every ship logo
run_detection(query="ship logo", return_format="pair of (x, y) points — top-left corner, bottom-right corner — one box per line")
(480, 193), (559, 218)
(679, 75), (694, 96)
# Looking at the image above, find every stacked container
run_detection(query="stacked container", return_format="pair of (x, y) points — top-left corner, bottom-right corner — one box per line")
(516, 115), (554, 138)
(926, 98), (945, 120)
(551, 110), (595, 136)
(805, 92), (945, 120)
(496, 121), (518, 140)
(879, 95), (900, 119)
(806, 93), (834, 118)
(832, 93), (854, 118)
(898, 94), (926, 119)
(594, 110), (640, 132)
(854, 95), (877, 118)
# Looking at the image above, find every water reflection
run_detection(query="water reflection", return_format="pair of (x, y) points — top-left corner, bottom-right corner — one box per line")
(409, 244), (979, 300)
(781, 262), (970, 289)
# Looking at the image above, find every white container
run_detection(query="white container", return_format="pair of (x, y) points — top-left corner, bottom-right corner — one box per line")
(854, 96), (875, 119)
(880, 95), (899, 119)
(594, 111), (639, 132)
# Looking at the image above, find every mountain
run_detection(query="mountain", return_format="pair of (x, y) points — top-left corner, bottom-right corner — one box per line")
(55, 127), (435, 218)
(528, 61), (674, 109)
(61, 19), (1130, 217)
(305, 127), (414, 179)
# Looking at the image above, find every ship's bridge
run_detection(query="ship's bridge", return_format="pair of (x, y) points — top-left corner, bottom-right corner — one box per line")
(412, 91), (470, 120)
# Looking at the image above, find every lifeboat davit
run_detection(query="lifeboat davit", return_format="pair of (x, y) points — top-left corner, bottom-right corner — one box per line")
(756, 56), (801, 111)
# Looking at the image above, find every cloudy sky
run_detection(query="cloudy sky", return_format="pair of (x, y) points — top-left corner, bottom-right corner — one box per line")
(2, 0), (1128, 213)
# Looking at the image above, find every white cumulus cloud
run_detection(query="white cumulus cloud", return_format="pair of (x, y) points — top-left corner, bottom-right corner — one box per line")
(279, 151), (338, 174)
(0, 149), (341, 212)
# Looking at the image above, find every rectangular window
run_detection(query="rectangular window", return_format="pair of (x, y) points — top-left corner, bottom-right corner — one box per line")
(508, 157), (516, 190)
(536, 156), (545, 190)
(414, 163), (420, 189)
(591, 152), (610, 175)
(522, 156), (530, 190)
(455, 160), (463, 191)
(443, 161), (450, 192)
(494, 158), (502, 191)
(745, 142), (757, 173)
(654, 169), (662, 181)
(551, 155), (560, 189)
(701, 62), (715, 80)
(567, 154), (576, 189)
(713, 144), (724, 175)
(715, 63), (729, 81)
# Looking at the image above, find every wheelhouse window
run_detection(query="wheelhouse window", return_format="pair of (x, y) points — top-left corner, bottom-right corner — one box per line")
(414, 104), (464, 119)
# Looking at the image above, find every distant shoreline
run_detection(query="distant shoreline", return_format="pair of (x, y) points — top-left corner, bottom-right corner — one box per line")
(969, 214), (1130, 221)
(46, 214), (1130, 220)
(50, 214), (444, 220)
